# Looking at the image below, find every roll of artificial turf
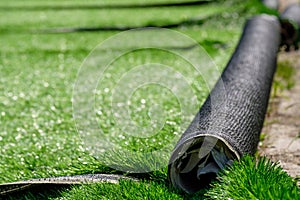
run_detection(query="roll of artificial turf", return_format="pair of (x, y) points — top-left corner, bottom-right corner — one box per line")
(261, 0), (278, 10)
(281, 3), (300, 25)
(168, 14), (281, 194)
(280, 3), (300, 50)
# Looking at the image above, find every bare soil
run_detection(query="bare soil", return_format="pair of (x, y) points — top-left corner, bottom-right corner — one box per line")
(278, 0), (299, 12)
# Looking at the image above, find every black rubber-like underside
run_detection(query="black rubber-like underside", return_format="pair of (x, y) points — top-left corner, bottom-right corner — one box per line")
(168, 14), (281, 192)
(174, 14), (280, 156)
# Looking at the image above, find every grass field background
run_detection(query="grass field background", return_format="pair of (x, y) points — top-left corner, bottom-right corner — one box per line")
(0, 0), (299, 199)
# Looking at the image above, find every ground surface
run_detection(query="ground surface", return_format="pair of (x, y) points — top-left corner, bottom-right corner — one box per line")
(260, 50), (300, 184)
(0, 0), (299, 199)
(0, 1), (266, 199)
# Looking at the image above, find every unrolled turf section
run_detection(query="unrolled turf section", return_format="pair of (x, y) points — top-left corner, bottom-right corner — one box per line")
(0, 0), (298, 199)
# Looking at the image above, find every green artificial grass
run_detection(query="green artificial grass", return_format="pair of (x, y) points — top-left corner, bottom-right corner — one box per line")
(8, 156), (299, 200)
(1, 0), (298, 199)
(207, 155), (300, 200)
(57, 180), (183, 200)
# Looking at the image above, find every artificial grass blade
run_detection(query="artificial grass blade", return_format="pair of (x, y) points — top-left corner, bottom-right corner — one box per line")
(207, 155), (300, 200)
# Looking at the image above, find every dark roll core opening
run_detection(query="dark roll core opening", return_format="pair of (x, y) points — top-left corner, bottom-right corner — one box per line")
(177, 152), (218, 193)
(280, 20), (298, 45)
(168, 136), (239, 194)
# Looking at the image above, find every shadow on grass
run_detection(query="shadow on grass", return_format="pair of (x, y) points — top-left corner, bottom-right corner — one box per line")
(37, 16), (213, 33)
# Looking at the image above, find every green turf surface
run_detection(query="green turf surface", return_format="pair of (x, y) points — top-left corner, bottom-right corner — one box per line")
(0, 0), (298, 199)
(207, 155), (300, 200)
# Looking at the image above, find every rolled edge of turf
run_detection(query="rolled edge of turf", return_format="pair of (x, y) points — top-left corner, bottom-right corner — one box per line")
(261, 0), (279, 10)
(0, 174), (134, 196)
(168, 14), (281, 194)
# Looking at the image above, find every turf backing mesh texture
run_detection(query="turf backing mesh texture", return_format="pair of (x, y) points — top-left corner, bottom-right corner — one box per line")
(168, 14), (281, 193)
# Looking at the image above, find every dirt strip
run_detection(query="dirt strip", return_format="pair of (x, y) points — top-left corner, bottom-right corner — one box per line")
(279, 0), (299, 12)
(259, 50), (300, 184)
